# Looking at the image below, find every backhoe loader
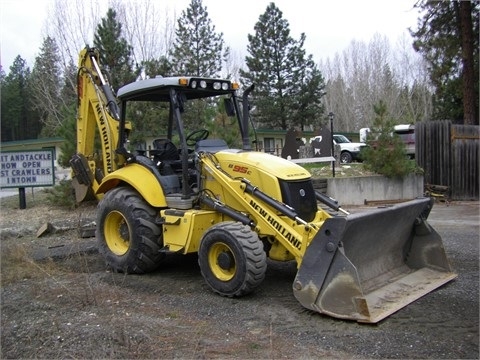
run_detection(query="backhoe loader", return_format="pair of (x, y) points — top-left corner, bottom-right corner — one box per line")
(70, 47), (456, 323)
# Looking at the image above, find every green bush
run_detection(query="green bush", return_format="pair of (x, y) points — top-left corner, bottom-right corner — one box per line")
(43, 179), (77, 209)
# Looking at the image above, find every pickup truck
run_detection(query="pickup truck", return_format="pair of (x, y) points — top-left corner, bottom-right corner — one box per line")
(333, 134), (367, 163)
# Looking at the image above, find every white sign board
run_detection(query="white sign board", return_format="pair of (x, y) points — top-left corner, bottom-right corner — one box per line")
(0, 149), (55, 188)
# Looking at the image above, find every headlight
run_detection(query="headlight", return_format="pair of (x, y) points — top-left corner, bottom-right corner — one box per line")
(191, 80), (197, 89)
(199, 80), (207, 89)
(222, 82), (229, 90)
(213, 82), (221, 90)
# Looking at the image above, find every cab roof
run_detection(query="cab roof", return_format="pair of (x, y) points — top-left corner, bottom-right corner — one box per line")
(116, 76), (236, 102)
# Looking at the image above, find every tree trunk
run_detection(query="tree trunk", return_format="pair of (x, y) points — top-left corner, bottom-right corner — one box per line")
(458, 1), (477, 125)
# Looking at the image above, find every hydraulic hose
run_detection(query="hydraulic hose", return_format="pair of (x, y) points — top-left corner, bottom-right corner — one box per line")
(241, 179), (308, 226)
(315, 191), (350, 215)
(201, 195), (255, 227)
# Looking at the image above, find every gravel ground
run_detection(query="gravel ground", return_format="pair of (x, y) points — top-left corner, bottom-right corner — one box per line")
(0, 190), (478, 359)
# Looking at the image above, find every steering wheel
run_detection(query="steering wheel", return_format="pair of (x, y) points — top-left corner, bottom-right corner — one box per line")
(186, 129), (209, 147)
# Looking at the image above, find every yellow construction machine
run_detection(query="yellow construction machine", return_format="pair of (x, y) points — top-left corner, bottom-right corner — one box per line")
(70, 47), (456, 323)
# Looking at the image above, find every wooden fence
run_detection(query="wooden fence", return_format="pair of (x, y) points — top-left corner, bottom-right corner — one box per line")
(416, 121), (479, 200)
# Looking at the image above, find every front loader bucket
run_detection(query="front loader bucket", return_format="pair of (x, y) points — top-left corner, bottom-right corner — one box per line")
(293, 197), (457, 323)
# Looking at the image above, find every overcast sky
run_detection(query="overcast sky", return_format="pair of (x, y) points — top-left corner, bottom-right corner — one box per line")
(0, 0), (420, 72)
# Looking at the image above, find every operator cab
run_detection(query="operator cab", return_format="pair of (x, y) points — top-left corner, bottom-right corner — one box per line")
(115, 76), (243, 198)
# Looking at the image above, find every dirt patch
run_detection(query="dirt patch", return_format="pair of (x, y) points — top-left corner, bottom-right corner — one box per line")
(1, 191), (478, 359)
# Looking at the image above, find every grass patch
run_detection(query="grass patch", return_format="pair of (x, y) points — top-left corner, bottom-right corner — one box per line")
(0, 188), (50, 210)
(0, 244), (60, 285)
(1, 179), (79, 211)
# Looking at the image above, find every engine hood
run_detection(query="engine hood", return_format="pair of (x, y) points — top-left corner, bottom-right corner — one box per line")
(213, 150), (311, 181)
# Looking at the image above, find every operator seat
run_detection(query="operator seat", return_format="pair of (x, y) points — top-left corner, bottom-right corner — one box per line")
(151, 139), (180, 160)
(150, 139), (180, 175)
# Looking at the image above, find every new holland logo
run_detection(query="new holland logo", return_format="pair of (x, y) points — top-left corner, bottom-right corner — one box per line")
(249, 199), (302, 250)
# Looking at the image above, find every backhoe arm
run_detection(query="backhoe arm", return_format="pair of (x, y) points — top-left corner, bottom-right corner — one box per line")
(70, 47), (130, 202)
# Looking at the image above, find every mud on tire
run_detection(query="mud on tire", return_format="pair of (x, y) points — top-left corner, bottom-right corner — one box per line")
(96, 186), (164, 273)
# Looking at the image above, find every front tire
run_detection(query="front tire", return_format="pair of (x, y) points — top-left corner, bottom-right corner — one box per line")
(198, 222), (267, 297)
(96, 186), (164, 273)
(340, 151), (353, 163)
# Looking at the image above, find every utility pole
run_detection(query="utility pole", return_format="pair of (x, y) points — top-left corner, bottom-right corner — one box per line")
(329, 112), (335, 178)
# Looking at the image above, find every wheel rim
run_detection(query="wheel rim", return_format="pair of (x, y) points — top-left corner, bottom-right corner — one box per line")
(208, 242), (236, 281)
(104, 210), (131, 256)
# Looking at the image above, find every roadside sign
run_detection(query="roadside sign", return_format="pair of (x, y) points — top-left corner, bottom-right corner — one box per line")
(0, 149), (55, 189)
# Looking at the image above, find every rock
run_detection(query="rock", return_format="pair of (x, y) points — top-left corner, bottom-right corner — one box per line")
(36, 222), (55, 238)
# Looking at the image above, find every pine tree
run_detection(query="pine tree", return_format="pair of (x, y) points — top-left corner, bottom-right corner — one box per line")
(30, 37), (64, 137)
(289, 42), (326, 130)
(142, 56), (173, 78)
(1, 56), (41, 141)
(362, 101), (417, 178)
(170, 0), (228, 77)
(93, 8), (135, 91)
(57, 61), (79, 168)
(241, 3), (326, 130)
(93, 8), (150, 147)
(169, 0), (229, 131)
(410, 0), (479, 125)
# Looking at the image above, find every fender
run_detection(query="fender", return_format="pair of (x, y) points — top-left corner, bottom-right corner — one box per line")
(96, 163), (168, 207)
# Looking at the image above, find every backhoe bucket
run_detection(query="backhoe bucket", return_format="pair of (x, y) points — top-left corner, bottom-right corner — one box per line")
(293, 197), (457, 323)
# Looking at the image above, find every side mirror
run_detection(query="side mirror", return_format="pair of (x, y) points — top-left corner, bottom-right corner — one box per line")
(177, 92), (187, 113)
(224, 98), (235, 116)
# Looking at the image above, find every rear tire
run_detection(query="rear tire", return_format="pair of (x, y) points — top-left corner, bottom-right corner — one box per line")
(198, 222), (267, 297)
(96, 186), (164, 273)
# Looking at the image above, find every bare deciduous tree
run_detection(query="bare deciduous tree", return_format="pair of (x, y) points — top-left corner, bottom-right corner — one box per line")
(222, 48), (244, 82)
(393, 34), (433, 122)
(115, 0), (178, 65)
(319, 33), (432, 133)
(47, 0), (104, 69)
(46, 0), (178, 75)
